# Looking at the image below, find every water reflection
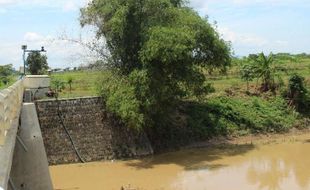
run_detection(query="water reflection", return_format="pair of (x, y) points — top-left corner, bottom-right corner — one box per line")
(50, 138), (310, 190)
(125, 144), (255, 170)
(246, 143), (310, 190)
(171, 143), (310, 190)
(247, 160), (290, 190)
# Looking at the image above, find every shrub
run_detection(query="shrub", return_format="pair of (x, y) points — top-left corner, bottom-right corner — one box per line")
(284, 74), (310, 114)
(51, 78), (65, 98)
(186, 96), (297, 137)
(240, 64), (256, 91)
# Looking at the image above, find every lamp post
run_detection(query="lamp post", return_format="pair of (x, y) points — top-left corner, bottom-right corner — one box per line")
(21, 45), (46, 75)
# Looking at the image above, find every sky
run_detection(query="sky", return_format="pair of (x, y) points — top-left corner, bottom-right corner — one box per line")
(0, 0), (309, 69)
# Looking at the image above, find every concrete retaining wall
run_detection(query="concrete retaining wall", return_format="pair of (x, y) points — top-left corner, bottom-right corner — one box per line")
(0, 76), (51, 190)
(9, 103), (53, 190)
(0, 80), (24, 145)
(36, 97), (153, 165)
(0, 80), (24, 190)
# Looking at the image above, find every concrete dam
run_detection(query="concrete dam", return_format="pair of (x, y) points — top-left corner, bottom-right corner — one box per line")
(0, 76), (153, 190)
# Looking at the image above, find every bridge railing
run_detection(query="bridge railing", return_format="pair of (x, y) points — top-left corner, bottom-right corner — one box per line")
(0, 79), (24, 145)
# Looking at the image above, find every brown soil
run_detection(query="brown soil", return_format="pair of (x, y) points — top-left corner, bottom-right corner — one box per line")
(186, 127), (310, 149)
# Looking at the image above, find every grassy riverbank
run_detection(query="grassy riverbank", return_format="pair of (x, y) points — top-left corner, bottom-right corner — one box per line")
(49, 56), (310, 146)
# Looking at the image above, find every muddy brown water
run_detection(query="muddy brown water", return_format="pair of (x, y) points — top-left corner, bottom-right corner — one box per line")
(50, 135), (310, 190)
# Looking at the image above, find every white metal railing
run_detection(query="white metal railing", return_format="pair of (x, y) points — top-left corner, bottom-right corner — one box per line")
(0, 79), (24, 145)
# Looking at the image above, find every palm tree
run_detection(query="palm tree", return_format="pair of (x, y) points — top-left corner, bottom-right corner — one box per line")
(253, 52), (282, 92)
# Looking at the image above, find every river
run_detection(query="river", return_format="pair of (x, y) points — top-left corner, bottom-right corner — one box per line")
(50, 135), (310, 190)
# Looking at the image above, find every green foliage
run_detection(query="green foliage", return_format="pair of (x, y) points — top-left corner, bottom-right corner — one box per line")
(187, 96), (297, 137)
(51, 78), (65, 98)
(81, 0), (231, 129)
(51, 71), (100, 98)
(252, 52), (277, 91)
(240, 64), (255, 91)
(0, 64), (13, 86)
(26, 52), (48, 75)
(239, 52), (286, 92)
(284, 74), (310, 114)
(97, 71), (145, 129)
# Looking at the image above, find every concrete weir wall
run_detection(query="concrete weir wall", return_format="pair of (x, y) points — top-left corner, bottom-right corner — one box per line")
(0, 76), (52, 190)
(36, 97), (153, 165)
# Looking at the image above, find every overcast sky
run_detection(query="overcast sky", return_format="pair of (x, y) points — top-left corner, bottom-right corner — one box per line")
(0, 0), (309, 69)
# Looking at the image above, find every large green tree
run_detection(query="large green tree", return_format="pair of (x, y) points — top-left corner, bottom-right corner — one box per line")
(26, 52), (48, 75)
(81, 0), (231, 129)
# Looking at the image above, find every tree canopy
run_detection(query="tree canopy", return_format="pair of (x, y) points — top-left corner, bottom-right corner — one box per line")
(81, 0), (231, 129)
(26, 52), (48, 75)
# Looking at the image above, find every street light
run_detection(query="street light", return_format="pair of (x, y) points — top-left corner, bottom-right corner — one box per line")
(21, 45), (47, 75)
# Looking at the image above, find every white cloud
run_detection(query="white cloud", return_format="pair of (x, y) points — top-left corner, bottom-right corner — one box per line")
(218, 27), (268, 47)
(22, 32), (89, 68)
(0, 0), (89, 10)
(24, 32), (44, 42)
(189, 0), (209, 13)
(216, 27), (296, 55)
(0, 31), (98, 69)
(189, 0), (310, 13)
(63, 1), (78, 12)
(232, 0), (298, 6)
(190, 0), (308, 6)
(0, 0), (17, 5)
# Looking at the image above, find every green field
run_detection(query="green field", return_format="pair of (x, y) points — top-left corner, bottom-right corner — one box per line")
(51, 57), (310, 99)
(50, 71), (101, 98)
